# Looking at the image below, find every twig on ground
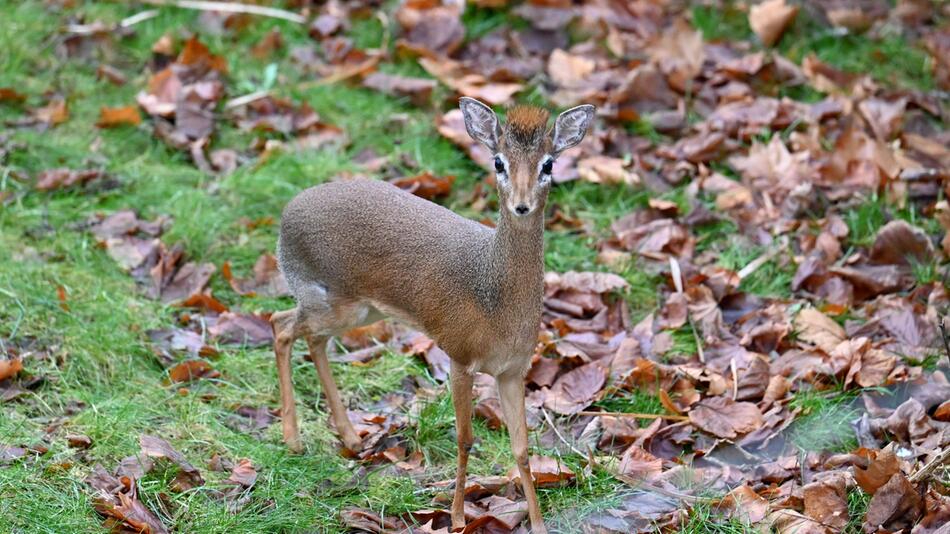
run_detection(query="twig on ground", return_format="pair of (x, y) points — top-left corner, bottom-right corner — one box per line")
(737, 249), (775, 280)
(689, 320), (705, 363)
(65, 9), (160, 34)
(297, 56), (382, 88)
(669, 257), (705, 363)
(224, 90), (270, 110)
(910, 448), (950, 484)
(730, 358), (738, 400)
(575, 411), (689, 421)
(540, 408), (587, 458)
(121, 9), (162, 28)
(612, 472), (713, 504)
(938, 316), (950, 367)
(140, 0), (306, 23)
(737, 235), (787, 280)
(367, 10), (391, 57)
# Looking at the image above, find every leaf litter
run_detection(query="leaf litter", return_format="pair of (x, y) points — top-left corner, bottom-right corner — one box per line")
(9, 0), (950, 532)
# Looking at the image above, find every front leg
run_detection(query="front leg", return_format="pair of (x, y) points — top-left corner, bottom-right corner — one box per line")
(497, 370), (546, 534)
(449, 362), (474, 531)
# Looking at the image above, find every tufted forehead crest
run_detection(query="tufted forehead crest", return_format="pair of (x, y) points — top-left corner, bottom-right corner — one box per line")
(504, 106), (550, 148)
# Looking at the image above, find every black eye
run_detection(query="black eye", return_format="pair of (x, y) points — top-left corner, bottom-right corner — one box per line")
(494, 157), (505, 174)
(541, 159), (553, 175)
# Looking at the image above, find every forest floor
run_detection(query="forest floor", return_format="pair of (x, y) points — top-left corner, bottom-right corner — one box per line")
(1, 1), (948, 533)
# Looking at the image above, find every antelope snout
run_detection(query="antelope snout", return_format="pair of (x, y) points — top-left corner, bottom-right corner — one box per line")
(508, 201), (536, 217)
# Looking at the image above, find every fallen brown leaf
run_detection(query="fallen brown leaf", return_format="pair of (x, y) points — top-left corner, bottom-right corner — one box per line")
(395, 3), (465, 58)
(390, 172), (455, 200)
(543, 360), (607, 415)
(148, 328), (218, 366)
(0, 88), (26, 103)
(577, 156), (639, 186)
(688, 396), (764, 439)
(869, 220), (935, 266)
(362, 72), (436, 107)
(139, 434), (204, 492)
(167, 359), (217, 383)
(794, 308), (846, 353)
(208, 312), (274, 347)
(547, 49), (595, 88)
(251, 29), (283, 59)
(35, 168), (104, 191)
(803, 475), (849, 530)
(508, 455), (575, 487)
(854, 448), (900, 494)
(97, 105), (142, 128)
(340, 507), (408, 533)
(618, 445), (662, 480)
(0, 358), (23, 381)
(66, 434), (93, 449)
(220, 458), (257, 512)
(864, 473), (922, 530)
(32, 97), (69, 127)
(717, 485), (769, 524)
(749, 0), (799, 47)
(223, 254), (290, 298)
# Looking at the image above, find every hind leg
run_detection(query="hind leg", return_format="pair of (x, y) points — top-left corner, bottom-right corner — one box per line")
(272, 308), (303, 453)
(306, 334), (362, 452)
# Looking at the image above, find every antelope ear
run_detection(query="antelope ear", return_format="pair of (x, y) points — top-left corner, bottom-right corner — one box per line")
(552, 104), (595, 155)
(459, 97), (500, 152)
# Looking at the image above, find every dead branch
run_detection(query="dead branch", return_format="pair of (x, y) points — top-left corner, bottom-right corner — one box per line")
(910, 448), (950, 484)
(938, 316), (950, 367)
(575, 411), (689, 421)
(140, 0), (306, 24)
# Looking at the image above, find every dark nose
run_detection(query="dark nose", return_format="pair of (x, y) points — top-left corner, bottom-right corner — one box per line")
(514, 204), (529, 215)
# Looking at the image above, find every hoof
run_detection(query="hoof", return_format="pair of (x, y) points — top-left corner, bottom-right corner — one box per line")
(342, 435), (362, 453)
(339, 438), (362, 458)
(286, 438), (303, 454)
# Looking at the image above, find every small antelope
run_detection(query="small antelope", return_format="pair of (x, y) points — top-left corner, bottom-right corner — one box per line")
(272, 97), (595, 533)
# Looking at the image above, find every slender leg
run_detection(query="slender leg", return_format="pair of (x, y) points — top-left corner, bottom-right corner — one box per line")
(306, 334), (362, 452)
(449, 362), (474, 531)
(272, 309), (302, 453)
(497, 371), (546, 534)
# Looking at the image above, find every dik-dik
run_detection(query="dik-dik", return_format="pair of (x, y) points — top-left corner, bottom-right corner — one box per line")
(272, 97), (595, 532)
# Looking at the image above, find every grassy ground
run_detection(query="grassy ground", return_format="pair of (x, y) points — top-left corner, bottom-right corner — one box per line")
(0, 1), (940, 533)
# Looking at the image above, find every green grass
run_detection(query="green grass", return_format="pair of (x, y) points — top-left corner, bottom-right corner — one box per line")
(844, 193), (944, 252)
(402, 392), (458, 465)
(463, 5), (525, 42)
(666, 326), (699, 360)
(627, 118), (667, 145)
(714, 236), (794, 298)
(788, 389), (860, 453)
(845, 489), (871, 534)
(778, 12), (935, 91)
(593, 389), (665, 421)
(844, 194), (891, 247)
(678, 502), (757, 534)
(695, 218), (739, 253)
(1, 0), (944, 531)
(542, 468), (628, 530)
(692, 2), (935, 92)
(691, 4), (753, 42)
